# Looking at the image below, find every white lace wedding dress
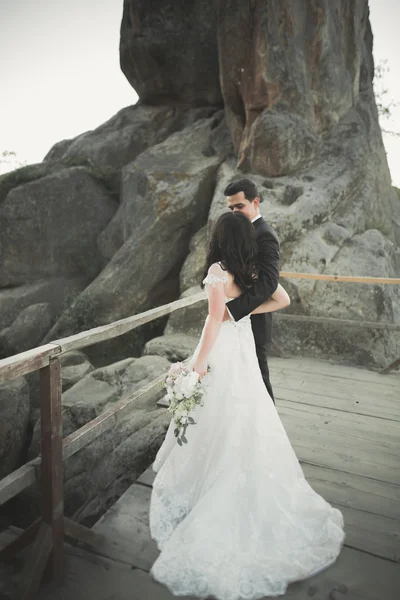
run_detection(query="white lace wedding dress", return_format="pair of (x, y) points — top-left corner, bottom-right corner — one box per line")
(149, 264), (345, 600)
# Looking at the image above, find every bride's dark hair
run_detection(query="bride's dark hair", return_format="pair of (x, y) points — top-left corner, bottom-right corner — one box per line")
(203, 212), (258, 290)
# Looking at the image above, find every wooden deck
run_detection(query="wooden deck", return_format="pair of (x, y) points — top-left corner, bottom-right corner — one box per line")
(1, 356), (399, 600)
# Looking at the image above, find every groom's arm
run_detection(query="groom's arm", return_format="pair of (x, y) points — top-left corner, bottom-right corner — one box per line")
(226, 228), (280, 322)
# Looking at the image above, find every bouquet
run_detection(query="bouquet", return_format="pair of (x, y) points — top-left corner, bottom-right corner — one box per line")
(165, 362), (206, 446)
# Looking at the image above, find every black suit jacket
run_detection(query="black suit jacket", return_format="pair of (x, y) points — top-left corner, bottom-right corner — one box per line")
(227, 217), (280, 345)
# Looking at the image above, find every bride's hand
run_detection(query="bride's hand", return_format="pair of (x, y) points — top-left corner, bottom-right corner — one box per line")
(193, 358), (208, 379)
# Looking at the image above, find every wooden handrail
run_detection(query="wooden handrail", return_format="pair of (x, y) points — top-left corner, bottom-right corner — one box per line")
(0, 292), (206, 383)
(51, 290), (207, 354)
(280, 272), (400, 284)
(0, 343), (61, 384)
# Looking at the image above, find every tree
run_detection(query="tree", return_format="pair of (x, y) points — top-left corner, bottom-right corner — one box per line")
(0, 150), (27, 174)
(374, 60), (400, 138)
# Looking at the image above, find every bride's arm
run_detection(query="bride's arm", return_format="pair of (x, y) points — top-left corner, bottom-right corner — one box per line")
(192, 265), (226, 378)
(251, 284), (290, 314)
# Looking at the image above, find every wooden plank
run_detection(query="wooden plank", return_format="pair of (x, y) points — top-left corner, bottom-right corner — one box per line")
(268, 401), (400, 486)
(282, 429), (400, 486)
(280, 271), (400, 284)
(52, 291), (206, 354)
(269, 356), (400, 389)
(0, 518), (41, 561)
(274, 312), (400, 330)
(35, 546), (195, 600)
(16, 522), (53, 600)
(0, 343), (60, 384)
(275, 384), (400, 422)
(137, 466), (156, 488)
(3, 517), (400, 600)
(64, 518), (105, 549)
(40, 358), (64, 580)
(277, 401), (400, 446)
(283, 546), (400, 600)
(91, 484), (158, 571)
(0, 458), (40, 507)
(338, 504), (400, 563)
(273, 370), (399, 413)
(63, 373), (166, 461)
(30, 543), (400, 600)
(302, 463), (400, 521)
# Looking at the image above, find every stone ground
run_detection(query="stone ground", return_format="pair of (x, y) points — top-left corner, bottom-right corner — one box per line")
(1, 356), (399, 600)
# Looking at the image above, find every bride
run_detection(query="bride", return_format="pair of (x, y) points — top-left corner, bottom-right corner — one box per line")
(149, 212), (345, 600)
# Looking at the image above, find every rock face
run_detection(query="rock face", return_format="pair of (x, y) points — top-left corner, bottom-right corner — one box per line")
(143, 333), (198, 362)
(0, 303), (53, 357)
(46, 114), (230, 339)
(44, 105), (219, 179)
(179, 226), (209, 292)
(120, 0), (221, 106)
(59, 351), (95, 392)
(0, 379), (30, 479)
(0, 167), (117, 287)
(217, 0), (372, 175)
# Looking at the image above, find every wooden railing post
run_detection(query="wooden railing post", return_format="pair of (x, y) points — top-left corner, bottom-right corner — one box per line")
(14, 356), (64, 599)
(39, 356), (64, 579)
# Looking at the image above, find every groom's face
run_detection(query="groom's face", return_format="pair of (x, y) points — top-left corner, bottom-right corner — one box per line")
(226, 192), (259, 221)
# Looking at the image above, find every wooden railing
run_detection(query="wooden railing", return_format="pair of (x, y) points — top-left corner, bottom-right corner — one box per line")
(0, 275), (399, 599)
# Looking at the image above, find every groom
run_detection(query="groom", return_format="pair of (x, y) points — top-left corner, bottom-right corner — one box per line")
(223, 179), (280, 403)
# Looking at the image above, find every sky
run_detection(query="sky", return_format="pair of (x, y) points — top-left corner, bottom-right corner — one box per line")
(1, 0), (400, 184)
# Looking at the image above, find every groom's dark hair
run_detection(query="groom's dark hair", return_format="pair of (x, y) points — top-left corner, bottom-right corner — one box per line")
(224, 178), (259, 202)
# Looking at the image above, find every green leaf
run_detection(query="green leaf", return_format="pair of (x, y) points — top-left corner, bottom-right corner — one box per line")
(181, 435), (188, 444)
(188, 417), (195, 424)
(177, 438), (183, 446)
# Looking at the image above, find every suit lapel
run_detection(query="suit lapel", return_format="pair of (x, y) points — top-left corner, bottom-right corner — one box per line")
(253, 217), (265, 236)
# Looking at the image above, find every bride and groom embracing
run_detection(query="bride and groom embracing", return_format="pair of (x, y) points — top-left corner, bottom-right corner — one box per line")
(149, 179), (345, 599)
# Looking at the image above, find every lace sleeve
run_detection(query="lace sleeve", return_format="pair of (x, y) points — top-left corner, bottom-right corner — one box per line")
(202, 263), (229, 288)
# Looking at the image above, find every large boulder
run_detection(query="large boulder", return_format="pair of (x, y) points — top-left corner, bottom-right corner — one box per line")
(26, 351), (96, 430)
(46, 115), (227, 341)
(0, 277), (87, 333)
(0, 379), (30, 479)
(165, 286), (207, 338)
(143, 333), (198, 362)
(120, 0), (222, 106)
(179, 226), (209, 293)
(59, 350), (95, 392)
(0, 303), (53, 358)
(0, 161), (69, 205)
(245, 110), (321, 177)
(44, 104), (219, 177)
(0, 167), (117, 287)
